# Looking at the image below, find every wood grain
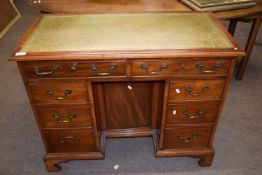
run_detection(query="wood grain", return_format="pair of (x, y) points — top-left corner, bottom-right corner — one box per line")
(166, 102), (220, 124)
(44, 129), (97, 153)
(28, 79), (89, 105)
(104, 82), (153, 129)
(168, 80), (226, 101)
(22, 60), (127, 79)
(132, 59), (231, 76)
(37, 105), (93, 128)
(163, 125), (214, 149)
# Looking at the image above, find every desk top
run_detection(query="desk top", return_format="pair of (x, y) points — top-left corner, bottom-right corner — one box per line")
(12, 13), (244, 61)
(21, 13), (233, 52)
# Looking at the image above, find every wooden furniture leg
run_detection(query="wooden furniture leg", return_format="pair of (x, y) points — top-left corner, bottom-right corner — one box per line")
(237, 16), (262, 80)
(44, 160), (62, 172)
(199, 153), (215, 167)
(228, 19), (238, 36)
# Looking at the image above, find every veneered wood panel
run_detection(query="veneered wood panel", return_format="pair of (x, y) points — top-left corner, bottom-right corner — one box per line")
(166, 102), (220, 124)
(163, 125), (214, 149)
(21, 61), (127, 79)
(168, 80), (226, 101)
(104, 82), (154, 129)
(37, 106), (93, 128)
(132, 59), (231, 77)
(44, 129), (97, 153)
(28, 79), (89, 105)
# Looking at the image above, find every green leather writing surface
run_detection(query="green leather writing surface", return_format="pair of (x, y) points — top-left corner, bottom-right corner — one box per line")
(20, 13), (233, 52)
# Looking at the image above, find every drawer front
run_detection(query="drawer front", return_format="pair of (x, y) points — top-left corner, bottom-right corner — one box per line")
(37, 106), (93, 128)
(163, 126), (213, 149)
(168, 80), (225, 101)
(132, 59), (230, 76)
(28, 79), (89, 104)
(132, 60), (179, 76)
(166, 103), (219, 124)
(44, 129), (97, 153)
(22, 61), (127, 78)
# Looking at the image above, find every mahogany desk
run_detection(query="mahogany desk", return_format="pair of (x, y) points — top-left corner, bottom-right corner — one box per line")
(10, 13), (244, 172)
(24, 0), (262, 80)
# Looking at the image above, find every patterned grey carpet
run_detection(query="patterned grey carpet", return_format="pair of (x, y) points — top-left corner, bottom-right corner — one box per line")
(0, 1), (261, 174)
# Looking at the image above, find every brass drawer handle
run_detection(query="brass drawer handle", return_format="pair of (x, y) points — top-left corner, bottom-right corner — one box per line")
(90, 64), (117, 76)
(60, 136), (80, 144)
(184, 86), (209, 96)
(182, 109), (205, 119)
(47, 89), (72, 100)
(53, 113), (77, 123)
(140, 63), (168, 75)
(196, 62), (223, 74)
(177, 134), (198, 143)
(33, 65), (59, 76)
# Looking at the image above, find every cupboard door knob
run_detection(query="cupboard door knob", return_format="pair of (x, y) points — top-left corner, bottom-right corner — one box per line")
(182, 109), (205, 119)
(177, 134), (198, 143)
(53, 113), (77, 123)
(33, 65), (59, 76)
(90, 64), (117, 76)
(60, 136), (80, 144)
(184, 86), (209, 96)
(196, 62), (223, 74)
(47, 89), (72, 100)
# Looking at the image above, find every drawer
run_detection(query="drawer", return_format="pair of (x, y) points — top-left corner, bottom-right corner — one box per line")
(44, 129), (97, 153)
(28, 79), (89, 104)
(132, 60), (179, 76)
(22, 61), (127, 78)
(168, 80), (225, 101)
(37, 106), (93, 128)
(166, 103), (219, 124)
(132, 59), (231, 76)
(163, 125), (213, 149)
